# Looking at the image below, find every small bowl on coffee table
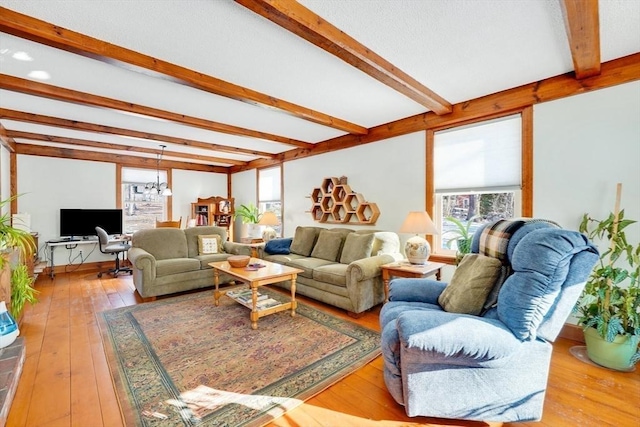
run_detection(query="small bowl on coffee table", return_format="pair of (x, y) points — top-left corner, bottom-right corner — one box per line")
(227, 255), (250, 268)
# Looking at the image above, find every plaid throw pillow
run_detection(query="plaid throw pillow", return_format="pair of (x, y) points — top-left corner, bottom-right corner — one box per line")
(478, 220), (526, 263)
(479, 218), (561, 263)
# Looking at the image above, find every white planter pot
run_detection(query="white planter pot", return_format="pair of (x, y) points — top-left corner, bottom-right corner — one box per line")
(242, 223), (264, 239)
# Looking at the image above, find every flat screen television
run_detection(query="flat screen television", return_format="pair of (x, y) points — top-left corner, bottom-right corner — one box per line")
(60, 209), (123, 237)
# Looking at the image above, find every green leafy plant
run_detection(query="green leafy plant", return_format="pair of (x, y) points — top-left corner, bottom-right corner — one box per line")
(575, 205), (640, 365)
(10, 263), (38, 319)
(0, 195), (36, 268)
(444, 215), (480, 261)
(234, 203), (262, 224)
(0, 195), (38, 319)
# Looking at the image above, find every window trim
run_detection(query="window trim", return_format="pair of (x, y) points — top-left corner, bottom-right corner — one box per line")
(426, 107), (533, 264)
(257, 165), (283, 237)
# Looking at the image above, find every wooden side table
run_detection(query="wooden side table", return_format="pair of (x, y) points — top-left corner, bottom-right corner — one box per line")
(381, 261), (446, 303)
(237, 241), (265, 258)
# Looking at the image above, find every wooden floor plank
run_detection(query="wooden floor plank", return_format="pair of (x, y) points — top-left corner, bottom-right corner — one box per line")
(7, 272), (640, 427)
(69, 275), (104, 427)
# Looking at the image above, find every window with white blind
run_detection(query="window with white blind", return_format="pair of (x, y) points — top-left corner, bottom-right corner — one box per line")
(433, 114), (522, 254)
(258, 166), (282, 237)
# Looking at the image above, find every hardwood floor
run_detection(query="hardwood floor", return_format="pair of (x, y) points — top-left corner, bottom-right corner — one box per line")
(7, 272), (639, 427)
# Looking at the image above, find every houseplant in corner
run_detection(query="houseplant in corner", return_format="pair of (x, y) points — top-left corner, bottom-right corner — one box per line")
(575, 184), (640, 371)
(234, 203), (263, 239)
(0, 195), (37, 336)
(10, 263), (38, 321)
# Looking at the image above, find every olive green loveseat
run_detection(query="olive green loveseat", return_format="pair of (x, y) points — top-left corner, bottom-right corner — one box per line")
(128, 226), (251, 300)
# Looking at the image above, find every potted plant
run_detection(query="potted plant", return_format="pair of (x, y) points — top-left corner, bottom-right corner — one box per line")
(444, 215), (479, 264)
(575, 184), (640, 371)
(234, 203), (262, 238)
(0, 195), (38, 322)
(10, 263), (38, 321)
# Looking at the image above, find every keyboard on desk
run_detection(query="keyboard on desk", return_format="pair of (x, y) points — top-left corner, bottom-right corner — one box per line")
(49, 238), (80, 244)
(49, 237), (99, 244)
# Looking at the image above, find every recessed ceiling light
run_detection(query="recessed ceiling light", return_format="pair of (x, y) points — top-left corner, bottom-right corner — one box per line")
(28, 70), (51, 80)
(12, 51), (33, 61)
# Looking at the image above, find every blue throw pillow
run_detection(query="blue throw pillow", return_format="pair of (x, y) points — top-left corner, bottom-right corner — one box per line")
(264, 238), (293, 255)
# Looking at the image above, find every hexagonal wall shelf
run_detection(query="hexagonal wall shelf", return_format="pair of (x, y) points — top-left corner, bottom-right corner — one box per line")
(308, 177), (379, 225)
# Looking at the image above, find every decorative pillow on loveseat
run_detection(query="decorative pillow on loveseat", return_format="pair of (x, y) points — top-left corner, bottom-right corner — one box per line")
(438, 254), (503, 315)
(340, 233), (375, 264)
(197, 234), (222, 255)
(290, 226), (320, 256)
(311, 230), (344, 262)
(264, 238), (293, 255)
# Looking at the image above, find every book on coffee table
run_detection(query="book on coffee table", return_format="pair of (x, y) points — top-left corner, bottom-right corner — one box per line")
(226, 289), (268, 305)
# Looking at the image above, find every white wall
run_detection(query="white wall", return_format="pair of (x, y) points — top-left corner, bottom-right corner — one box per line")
(17, 155), (116, 266)
(533, 81), (640, 249)
(283, 132), (426, 241)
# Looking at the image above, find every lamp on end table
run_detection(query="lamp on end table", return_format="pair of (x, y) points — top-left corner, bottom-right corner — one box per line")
(258, 211), (279, 242)
(399, 211), (439, 265)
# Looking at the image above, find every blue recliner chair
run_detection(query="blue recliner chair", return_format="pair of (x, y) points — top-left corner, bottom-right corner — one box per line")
(380, 220), (599, 422)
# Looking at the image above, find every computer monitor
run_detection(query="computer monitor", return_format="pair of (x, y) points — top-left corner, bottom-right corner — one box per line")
(60, 209), (123, 238)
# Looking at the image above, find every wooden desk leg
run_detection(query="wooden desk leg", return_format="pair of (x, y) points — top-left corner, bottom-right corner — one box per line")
(436, 268), (442, 281)
(290, 276), (297, 317)
(213, 270), (221, 306)
(382, 269), (390, 303)
(250, 284), (259, 330)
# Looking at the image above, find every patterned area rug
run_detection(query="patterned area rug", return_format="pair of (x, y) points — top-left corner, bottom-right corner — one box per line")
(98, 288), (381, 426)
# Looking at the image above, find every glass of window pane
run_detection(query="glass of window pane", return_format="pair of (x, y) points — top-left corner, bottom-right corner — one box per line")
(439, 192), (516, 252)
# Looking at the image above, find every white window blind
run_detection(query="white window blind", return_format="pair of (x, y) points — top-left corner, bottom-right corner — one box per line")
(434, 115), (522, 193)
(122, 167), (166, 183)
(259, 166), (281, 201)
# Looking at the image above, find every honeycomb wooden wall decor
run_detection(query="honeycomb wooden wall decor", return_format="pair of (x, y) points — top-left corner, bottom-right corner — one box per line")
(308, 177), (380, 225)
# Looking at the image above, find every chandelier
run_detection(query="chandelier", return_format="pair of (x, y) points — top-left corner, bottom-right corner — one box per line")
(143, 145), (172, 197)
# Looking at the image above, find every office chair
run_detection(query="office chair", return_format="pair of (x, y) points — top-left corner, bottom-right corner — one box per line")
(155, 216), (182, 228)
(95, 226), (132, 278)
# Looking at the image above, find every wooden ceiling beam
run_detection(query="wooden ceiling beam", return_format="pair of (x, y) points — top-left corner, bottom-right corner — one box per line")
(0, 74), (314, 149)
(6, 130), (246, 166)
(0, 6), (367, 135)
(15, 143), (226, 173)
(230, 52), (640, 173)
(0, 108), (276, 159)
(560, 0), (601, 79)
(236, 0), (452, 115)
(0, 123), (16, 152)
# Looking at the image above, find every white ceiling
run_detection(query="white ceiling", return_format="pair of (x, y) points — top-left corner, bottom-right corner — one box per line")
(0, 0), (638, 167)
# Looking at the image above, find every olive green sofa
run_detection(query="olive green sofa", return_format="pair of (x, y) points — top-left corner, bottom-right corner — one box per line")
(128, 226), (251, 300)
(260, 226), (403, 316)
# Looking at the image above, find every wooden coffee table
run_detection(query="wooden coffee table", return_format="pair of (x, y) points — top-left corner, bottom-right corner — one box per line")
(381, 261), (446, 303)
(209, 258), (303, 329)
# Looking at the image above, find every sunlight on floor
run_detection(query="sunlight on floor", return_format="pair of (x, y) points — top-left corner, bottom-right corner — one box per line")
(165, 384), (302, 423)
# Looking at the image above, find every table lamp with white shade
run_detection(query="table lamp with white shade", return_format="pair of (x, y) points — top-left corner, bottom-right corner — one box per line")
(399, 211), (439, 264)
(258, 211), (279, 242)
